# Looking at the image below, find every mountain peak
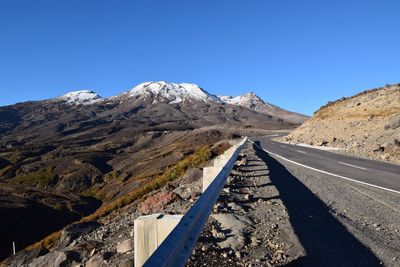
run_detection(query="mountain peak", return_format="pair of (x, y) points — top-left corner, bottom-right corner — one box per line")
(56, 90), (103, 105)
(220, 92), (308, 123)
(243, 91), (258, 98)
(124, 81), (221, 104)
(220, 92), (266, 110)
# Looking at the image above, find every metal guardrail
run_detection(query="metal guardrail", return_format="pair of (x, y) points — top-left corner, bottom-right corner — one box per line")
(143, 137), (248, 267)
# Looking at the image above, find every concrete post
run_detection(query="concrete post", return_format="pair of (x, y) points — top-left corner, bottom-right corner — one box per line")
(202, 166), (223, 192)
(213, 155), (229, 167)
(134, 214), (182, 267)
(223, 147), (236, 157)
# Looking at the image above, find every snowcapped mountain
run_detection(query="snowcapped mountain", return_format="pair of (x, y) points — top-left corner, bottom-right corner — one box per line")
(44, 81), (307, 123)
(56, 90), (103, 105)
(219, 92), (275, 111)
(120, 81), (222, 104)
(220, 92), (309, 124)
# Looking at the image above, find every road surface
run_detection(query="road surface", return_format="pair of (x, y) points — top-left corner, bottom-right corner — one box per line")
(251, 135), (400, 194)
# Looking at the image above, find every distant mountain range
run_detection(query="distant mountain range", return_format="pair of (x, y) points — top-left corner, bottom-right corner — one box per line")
(49, 81), (308, 123)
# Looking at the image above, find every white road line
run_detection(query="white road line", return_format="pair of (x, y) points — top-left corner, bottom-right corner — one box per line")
(338, 161), (367, 170)
(296, 150), (307, 154)
(264, 134), (280, 137)
(248, 140), (400, 195)
(280, 145), (286, 148)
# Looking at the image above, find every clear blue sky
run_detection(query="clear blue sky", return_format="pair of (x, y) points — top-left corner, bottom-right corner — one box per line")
(1, 1), (399, 115)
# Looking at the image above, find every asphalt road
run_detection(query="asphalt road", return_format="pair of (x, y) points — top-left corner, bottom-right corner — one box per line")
(251, 135), (400, 194)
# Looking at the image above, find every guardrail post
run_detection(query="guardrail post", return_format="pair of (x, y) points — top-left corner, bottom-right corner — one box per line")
(134, 214), (183, 267)
(202, 166), (223, 192)
(202, 144), (241, 192)
(213, 152), (233, 167)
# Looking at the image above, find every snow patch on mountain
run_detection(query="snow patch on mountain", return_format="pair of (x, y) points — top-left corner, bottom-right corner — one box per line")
(56, 90), (103, 105)
(125, 81), (222, 104)
(220, 92), (275, 111)
(220, 92), (309, 123)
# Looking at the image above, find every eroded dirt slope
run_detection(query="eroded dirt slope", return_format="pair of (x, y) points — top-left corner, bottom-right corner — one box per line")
(283, 84), (400, 163)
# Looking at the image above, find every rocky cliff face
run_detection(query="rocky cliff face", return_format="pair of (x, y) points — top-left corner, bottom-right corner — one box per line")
(284, 83), (400, 163)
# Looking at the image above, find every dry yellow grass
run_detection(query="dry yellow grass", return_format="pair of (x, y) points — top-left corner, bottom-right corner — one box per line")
(25, 230), (62, 251)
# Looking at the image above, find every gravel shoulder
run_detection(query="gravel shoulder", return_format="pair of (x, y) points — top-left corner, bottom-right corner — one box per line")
(188, 144), (305, 266)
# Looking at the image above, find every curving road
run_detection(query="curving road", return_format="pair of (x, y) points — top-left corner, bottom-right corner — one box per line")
(250, 135), (400, 194)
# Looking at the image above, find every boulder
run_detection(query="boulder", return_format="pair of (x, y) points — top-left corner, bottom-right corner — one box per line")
(372, 144), (383, 152)
(318, 140), (329, 146)
(5, 248), (48, 267)
(351, 142), (359, 148)
(29, 250), (80, 267)
(211, 226), (226, 239)
(173, 184), (199, 200)
(211, 213), (254, 250)
(85, 252), (112, 267)
(116, 238), (134, 253)
(227, 202), (244, 213)
(137, 191), (181, 214)
(119, 259), (134, 267)
(58, 221), (101, 248)
(380, 154), (390, 160)
(244, 194), (254, 201)
(388, 115), (400, 129)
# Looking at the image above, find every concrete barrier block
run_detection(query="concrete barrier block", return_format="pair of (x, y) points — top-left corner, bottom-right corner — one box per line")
(202, 166), (223, 192)
(213, 157), (227, 167)
(134, 214), (182, 267)
(224, 147), (236, 156)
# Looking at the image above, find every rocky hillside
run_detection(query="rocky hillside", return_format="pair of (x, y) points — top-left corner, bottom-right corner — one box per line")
(283, 83), (400, 163)
(0, 81), (306, 262)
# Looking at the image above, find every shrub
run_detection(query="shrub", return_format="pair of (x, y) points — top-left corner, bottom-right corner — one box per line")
(13, 166), (55, 187)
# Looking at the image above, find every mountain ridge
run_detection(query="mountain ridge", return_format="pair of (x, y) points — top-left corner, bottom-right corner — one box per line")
(36, 81), (307, 123)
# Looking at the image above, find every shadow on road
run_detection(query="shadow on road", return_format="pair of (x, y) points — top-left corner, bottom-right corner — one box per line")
(253, 141), (381, 267)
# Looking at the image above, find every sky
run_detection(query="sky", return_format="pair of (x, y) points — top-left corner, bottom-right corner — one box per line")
(0, 1), (399, 115)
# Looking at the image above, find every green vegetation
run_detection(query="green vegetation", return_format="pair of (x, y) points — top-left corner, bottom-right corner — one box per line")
(81, 185), (102, 198)
(13, 166), (55, 187)
(104, 170), (130, 183)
